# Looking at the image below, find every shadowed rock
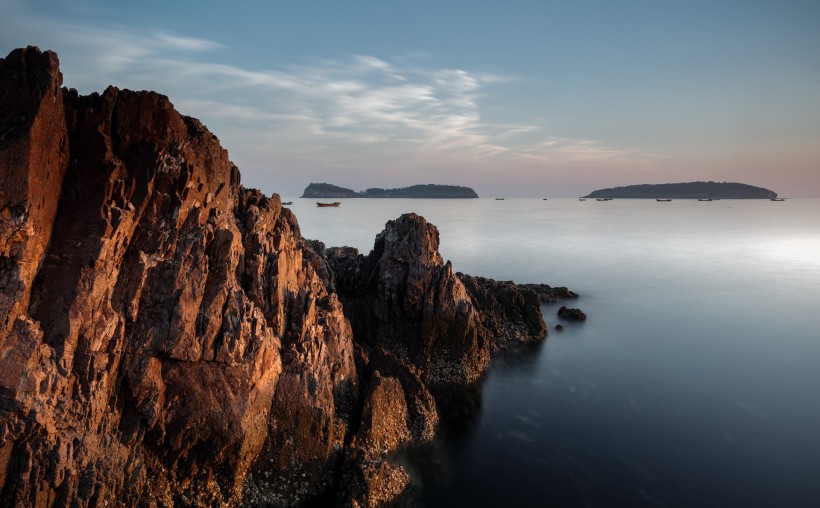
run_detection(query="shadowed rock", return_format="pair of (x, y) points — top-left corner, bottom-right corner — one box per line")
(0, 46), (580, 507)
(558, 306), (587, 321)
(0, 46), (354, 507)
(519, 283), (579, 304)
(322, 213), (492, 387)
(458, 275), (547, 351)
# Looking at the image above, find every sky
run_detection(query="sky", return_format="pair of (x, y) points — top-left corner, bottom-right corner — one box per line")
(2, 0), (819, 197)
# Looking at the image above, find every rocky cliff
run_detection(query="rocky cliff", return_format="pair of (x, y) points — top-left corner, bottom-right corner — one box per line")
(0, 47), (571, 507)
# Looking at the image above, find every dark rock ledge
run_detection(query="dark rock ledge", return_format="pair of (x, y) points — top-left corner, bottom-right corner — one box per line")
(0, 47), (580, 507)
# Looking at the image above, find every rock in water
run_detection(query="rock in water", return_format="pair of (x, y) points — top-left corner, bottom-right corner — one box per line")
(458, 275), (547, 350)
(558, 305), (587, 321)
(0, 46), (571, 507)
(322, 213), (491, 386)
(320, 214), (550, 387)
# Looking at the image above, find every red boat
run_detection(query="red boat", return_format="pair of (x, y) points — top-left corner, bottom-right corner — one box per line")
(316, 202), (341, 207)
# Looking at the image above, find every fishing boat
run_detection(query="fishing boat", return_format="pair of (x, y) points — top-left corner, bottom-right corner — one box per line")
(656, 198), (672, 202)
(495, 198), (505, 200)
(282, 201), (293, 205)
(542, 198), (548, 200)
(578, 198), (586, 201)
(769, 198), (785, 201)
(316, 202), (341, 207)
(698, 198), (713, 201)
(596, 198), (613, 201)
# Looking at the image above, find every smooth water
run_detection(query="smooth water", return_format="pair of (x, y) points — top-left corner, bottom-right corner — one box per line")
(290, 197), (820, 507)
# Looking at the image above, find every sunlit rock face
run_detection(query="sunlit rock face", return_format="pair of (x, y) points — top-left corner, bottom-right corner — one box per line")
(0, 46), (550, 507)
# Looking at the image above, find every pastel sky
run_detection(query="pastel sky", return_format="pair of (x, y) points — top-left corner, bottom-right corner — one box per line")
(2, 0), (819, 197)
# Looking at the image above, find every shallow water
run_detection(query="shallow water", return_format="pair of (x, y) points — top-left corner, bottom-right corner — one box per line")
(290, 197), (820, 507)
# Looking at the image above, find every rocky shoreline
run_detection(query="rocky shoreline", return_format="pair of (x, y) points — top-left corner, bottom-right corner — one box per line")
(0, 47), (581, 507)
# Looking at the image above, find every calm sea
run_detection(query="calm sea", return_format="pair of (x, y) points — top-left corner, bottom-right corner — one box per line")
(290, 197), (820, 508)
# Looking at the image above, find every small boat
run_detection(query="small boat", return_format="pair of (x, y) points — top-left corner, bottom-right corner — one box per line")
(316, 202), (341, 207)
(542, 198), (548, 200)
(596, 198), (613, 201)
(697, 198), (712, 202)
(656, 198), (672, 202)
(495, 198), (505, 200)
(769, 198), (785, 201)
(578, 198), (586, 201)
(282, 201), (293, 205)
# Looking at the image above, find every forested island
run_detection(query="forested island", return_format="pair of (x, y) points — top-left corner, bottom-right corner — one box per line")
(584, 181), (777, 199)
(301, 182), (479, 198)
(1, 47), (567, 506)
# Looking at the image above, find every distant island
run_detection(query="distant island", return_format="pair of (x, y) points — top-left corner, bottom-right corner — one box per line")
(584, 181), (777, 199)
(301, 182), (479, 198)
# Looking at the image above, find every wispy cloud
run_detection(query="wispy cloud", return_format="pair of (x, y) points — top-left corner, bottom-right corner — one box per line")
(0, 5), (657, 193)
(154, 34), (223, 52)
(517, 136), (664, 172)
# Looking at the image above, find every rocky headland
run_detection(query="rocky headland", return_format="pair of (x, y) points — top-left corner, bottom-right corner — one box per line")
(0, 47), (578, 507)
(584, 181), (777, 199)
(301, 183), (479, 199)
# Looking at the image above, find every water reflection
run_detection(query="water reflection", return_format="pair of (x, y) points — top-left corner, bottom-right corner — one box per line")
(394, 341), (546, 507)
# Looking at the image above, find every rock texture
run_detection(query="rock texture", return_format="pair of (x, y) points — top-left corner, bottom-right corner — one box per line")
(584, 181), (777, 199)
(0, 47), (574, 507)
(301, 183), (478, 199)
(457, 275), (546, 351)
(321, 214), (493, 387)
(519, 283), (579, 305)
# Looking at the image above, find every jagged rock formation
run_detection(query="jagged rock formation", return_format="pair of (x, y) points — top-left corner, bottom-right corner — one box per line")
(518, 283), (579, 304)
(0, 47), (570, 507)
(320, 214), (495, 387)
(458, 275), (547, 351)
(584, 181), (777, 199)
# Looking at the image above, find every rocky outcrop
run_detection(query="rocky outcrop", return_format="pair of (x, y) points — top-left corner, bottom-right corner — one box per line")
(1, 46), (354, 507)
(301, 183), (478, 199)
(519, 283), (579, 304)
(557, 306), (587, 321)
(321, 214), (494, 387)
(0, 47), (574, 507)
(584, 181), (777, 199)
(457, 275), (546, 351)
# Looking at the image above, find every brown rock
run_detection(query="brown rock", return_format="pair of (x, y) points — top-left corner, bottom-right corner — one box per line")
(558, 305), (587, 321)
(341, 452), (410, 508)
(356, 372), (412, 456)
(0, 47), (69, 345)
(519, 283), (579, 304)
(458, 274), (547, 350)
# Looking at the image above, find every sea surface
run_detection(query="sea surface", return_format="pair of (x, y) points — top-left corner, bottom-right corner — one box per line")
(290, 197), (820, 508)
